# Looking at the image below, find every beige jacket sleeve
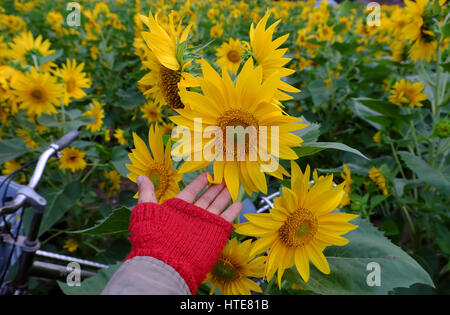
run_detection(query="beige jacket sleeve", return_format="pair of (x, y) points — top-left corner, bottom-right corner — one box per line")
(102, 256), (191, 295)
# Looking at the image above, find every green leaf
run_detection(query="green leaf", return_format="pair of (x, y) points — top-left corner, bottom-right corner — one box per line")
(70, 206), (131, 236)
(0, 138), (30, 164)
(355, 98), (401, 117)
(352, 98), (413, 126)
(442, 22), (450, 39)
(58, 262), (121, 295)
(284, 218), (434, 294)
(294, 142), (369, 160)
(380, 218), (400, 236)
(435, 225), (450, 255)
(110, 146), (130, 178)
(370, 195), (388, 210)
(22, 181), (82, 237)
(398, 151), (450, 194)
(291, 121), (320, 143)
(442, 62), (450, 73)
(307, 80), (329, 107)
(116, 87), (145, 109)
(39, 49), (63, 66)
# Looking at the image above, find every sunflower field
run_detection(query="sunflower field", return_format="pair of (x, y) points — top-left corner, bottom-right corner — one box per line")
(0, 0), (449, 296)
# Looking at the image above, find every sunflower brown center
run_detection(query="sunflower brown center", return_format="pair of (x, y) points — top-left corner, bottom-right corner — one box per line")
(159, 65), (184, 109)
(217, 110), (259, 158)
(226, 50), (241, 63)
(211, 256), (240, 282)
(66, 78), (76, 93)
(278, 208), (318, 248)
(31, 89), (44, 101)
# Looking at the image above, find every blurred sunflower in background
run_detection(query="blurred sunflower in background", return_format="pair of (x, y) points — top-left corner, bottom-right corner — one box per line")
(140, 100), (163, 124)
(205, 238), (265, 295)
(235, 162), (358, 286)
(59, 147), (87, 172)
(369, 166), (388, 195)
(83, 100), (104, 133)
(389, 79), (428, 108)
(215, 38), (244, 75)
(12, 69), (63, 117)
(56, 59), (91, 105)
(100, 170), (122, 197)
(8, 31), (55, 71)
(126, 125), (183, 203)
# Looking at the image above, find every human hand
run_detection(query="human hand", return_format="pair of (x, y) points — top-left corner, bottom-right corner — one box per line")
(127, 173), (242, 294)
(136, 172), (242, 223)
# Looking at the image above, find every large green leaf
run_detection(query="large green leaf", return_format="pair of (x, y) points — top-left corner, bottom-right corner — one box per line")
(294, 142), (369, 160)
(291, 120), (321, 143)
(398, 151), (450, 195)
(58, 262), (121, 295)
(23, 181), (82, 237)
(284, 218), (434, 294)
(0, 138), (30, 164)
(71, 206), (131, 236)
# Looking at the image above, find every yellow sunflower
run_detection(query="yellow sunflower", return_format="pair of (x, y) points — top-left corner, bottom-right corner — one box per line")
(100, 170), (122, 197)
(402, 0), (446, 62)
(171, 58), (306, 201)
(59, 147), (87, 172)
(369, 166), (388, 195)
(210, 24), (224, 38)
(83, 100), (104, 132)
(215, 38), (244, 75)
(114, 128), (127, 145)
(12, 69), (63, 117)
(205, 238), (265, 295)
(16, 128), (38, 149)
(2, 159), (26, 183)
(140, 100), (163, 124)
(389, 79), (428, 108)
(63, 239), (79, 252)
(249, 12), (299, 101)
(234, 162), (359, 286)
(8, 31), (56, 71)
(339, 164), (352, 207)
(138, 11), (197, 109)
(56, 59), (91, 105)
(126, 124), (183, 204)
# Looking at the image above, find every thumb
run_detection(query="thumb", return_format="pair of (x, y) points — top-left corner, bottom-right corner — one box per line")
(137, 175), (157, 204)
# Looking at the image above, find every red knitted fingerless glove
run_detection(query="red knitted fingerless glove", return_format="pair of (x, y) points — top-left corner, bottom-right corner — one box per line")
(125, 198), (233, 294)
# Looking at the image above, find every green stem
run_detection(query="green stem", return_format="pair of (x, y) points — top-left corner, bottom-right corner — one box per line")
(429, 39), (443, 168)
(389, 141), (407, 180)
(84, 241), (103, 254)
(417, 61), (435, 88)
(408, 114), (422, 158)
(81, 165), (96, 183)
(41, 230), (65, 246)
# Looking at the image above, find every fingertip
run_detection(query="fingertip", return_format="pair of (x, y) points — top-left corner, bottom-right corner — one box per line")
(221, 201), (243, 223)
(137, 175), (157, 204)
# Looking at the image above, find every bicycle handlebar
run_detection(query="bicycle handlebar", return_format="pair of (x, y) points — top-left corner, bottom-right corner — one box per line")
(52, 130), (80, 151)
(0, 131), (80, 216)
